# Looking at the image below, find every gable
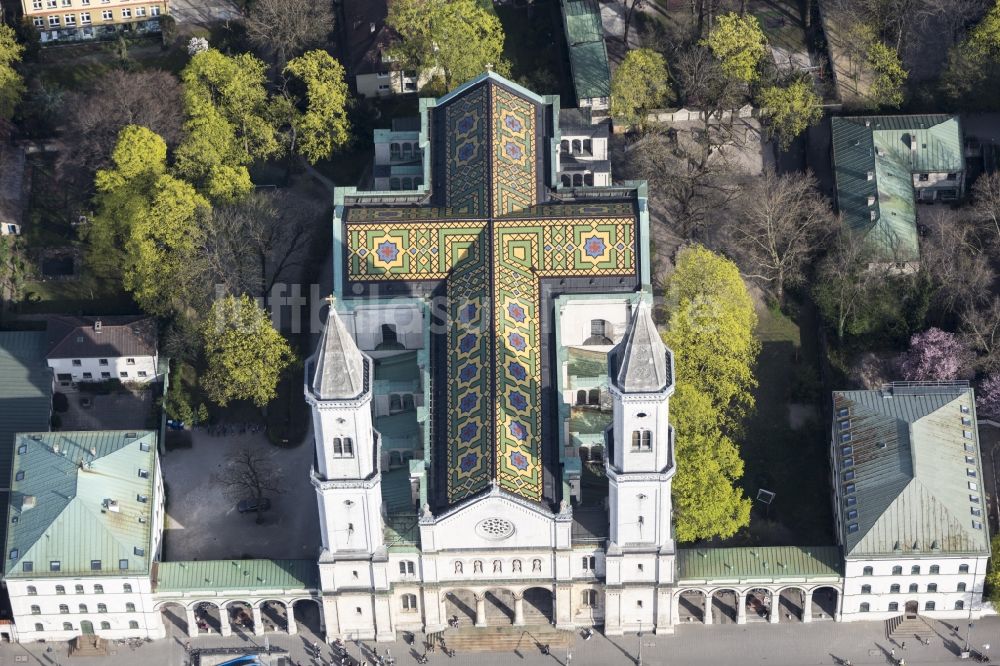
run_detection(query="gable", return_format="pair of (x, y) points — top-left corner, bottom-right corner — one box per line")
(424, 493), (562, 551)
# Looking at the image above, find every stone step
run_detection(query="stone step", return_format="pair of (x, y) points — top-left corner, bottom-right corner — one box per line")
(432, 625), (572, 654)
(887, 615), (935, 643)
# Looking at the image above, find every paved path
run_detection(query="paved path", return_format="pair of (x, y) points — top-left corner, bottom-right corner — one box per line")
(3, 615), (997, 665)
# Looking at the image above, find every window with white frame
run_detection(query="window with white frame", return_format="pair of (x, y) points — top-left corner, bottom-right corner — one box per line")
(582, 555), (596, 571)
(64, 14), (76, 25)
(136, 6), (145, 16)
(33, 17), (44, 26)
(581, 589), (597, 607)
(48, 16), (61, 27)
(101, 9), (112, 19)
(401, 594), (418, 611)
(121, 7), (131, 18)
(151, 5), (160, 16)
(399, 560), (415, 575)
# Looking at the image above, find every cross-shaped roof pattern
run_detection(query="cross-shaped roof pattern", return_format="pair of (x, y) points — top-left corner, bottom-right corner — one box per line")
(334, 73), (645, 506)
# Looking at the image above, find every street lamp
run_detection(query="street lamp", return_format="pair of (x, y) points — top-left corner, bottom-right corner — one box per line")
(637, 621), (643, 666)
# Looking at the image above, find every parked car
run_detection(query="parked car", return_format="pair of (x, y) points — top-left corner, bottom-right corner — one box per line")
(237, 497), (272, 513)
(166, 419), (185, 430)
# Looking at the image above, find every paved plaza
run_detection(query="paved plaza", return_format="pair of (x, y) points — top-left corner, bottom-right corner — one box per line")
(2, 615), (996, 666)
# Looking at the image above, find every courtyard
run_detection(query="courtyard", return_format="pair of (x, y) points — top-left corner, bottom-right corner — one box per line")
(160, 426), (320, 561)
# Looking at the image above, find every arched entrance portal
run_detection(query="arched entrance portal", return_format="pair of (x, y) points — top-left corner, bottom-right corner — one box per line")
(745, 588), (772, 622)
(260, 600), (289, 633)
(293, 599), (322, 637)
(158, 602), (189, 635)
(523, 587), (554, 625)
(485, 590), (515, 624)
(444, 590), (477, 625)
(778, 588), (805, 622)
(905, 600), (919, 618)
(80, 620), (94, 635)
(678, 590), (706, 623)
(194, 602), (222, 634)
(811, 587), (838, 621)
(711, 590), (738, 624)
(228, 601), (254, 633)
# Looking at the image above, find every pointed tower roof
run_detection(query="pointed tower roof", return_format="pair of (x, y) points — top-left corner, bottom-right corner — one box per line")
(312, 304), (366, 400)
(613, 303), (670, 393)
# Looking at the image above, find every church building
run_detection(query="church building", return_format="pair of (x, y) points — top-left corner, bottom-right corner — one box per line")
(305, 71), (674, 639)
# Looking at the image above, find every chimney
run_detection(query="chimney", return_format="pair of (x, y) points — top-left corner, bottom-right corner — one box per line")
(22, 495), (36, 510)
(369, 22), (376, 33)
(867, 195), (876, 206)
(94, 320), (102, 333)
(89, 447), (97, 457)
(866, 171), (874, 181)
(52, 443), (60, 455)
(870, 210), (877, 222)
(104, 499), (120, 513)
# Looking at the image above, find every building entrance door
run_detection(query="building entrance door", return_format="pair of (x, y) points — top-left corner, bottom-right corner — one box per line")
(905, 600), (918, 618)
(80, 620), (94, 635)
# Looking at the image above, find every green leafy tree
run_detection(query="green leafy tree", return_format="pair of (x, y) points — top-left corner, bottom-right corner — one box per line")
(663, 245), (757, 542)
(88, 126), (210, 316)
(703, 12), (767, 83)
(671, 384), (752, 542)
(201, 294), (295, 408)
(758, 77), (823, 150)
(866, 40), (906, 109)
(987, 535), (1000, 607)
(123, 175), (210, 315)
(610, 48), (674, 129)
(943, 1), (1000, 109)
(663, 244), (760, 426)
(387, 0), (509, 89)
(87, 125), (169, 282)
(0, 25), (25, 121)
(282, 50), (351, 164)
(175, 49), (279, 202)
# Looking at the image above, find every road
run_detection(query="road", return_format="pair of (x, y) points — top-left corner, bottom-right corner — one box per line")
(2, 615), (997, 665)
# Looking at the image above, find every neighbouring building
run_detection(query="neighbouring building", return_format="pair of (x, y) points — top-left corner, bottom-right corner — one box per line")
(0, 332), (52, 643)
(373, 117), (425, 191)
(22, 0), (167, 44)
(343, 0), (421, 98)
(557, 108), (611, 187)
(831, 115), (966, 267)
(45, 315), (159, 385)
(3, 431), (165, 642)
(831, 383), (991, 623)
(560, 0), (611, 112)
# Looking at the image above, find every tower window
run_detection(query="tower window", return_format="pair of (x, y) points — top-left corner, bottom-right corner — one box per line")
(333, 437), (355, 458)
(582, 589), (597, 607)
(377, 324), (402, 350)
(401, 594), (418, 611)
(576, 390), (587, 405)
(641, 431), (651, 450)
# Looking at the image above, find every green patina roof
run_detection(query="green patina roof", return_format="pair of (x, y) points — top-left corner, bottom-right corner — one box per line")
(382, 467), (415, 513)
(832, 384), (990, 558)
(677, 546), (842, 581)
(155, 559), (318, 593)
(375, 410), (421, 441)
(4, 431), (157, 578)
(0, 332), (52, 572)
(566, 346), (607, 380)
(384, 514), (420, 551)
(561, 0), (611, 102)
(374, 351), (421, 383)
(831, 115), (963, 263)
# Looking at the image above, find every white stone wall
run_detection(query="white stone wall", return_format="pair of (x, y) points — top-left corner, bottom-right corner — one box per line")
(7, 576), (163, 642)
(557, 299), (632, 348)
(841, 556), (990, 621)
(344, 305), (424, 353)
(49, 354), (158, 383)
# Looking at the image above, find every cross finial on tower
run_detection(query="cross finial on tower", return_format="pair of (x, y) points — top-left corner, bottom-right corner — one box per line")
(324, 294), (337, 308)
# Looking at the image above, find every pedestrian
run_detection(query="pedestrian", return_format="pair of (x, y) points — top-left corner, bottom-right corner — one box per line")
(901, 641), (906, 650)
(890, 648), (896, 658)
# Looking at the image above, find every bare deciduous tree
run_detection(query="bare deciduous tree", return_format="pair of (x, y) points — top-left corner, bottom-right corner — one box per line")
(214, 446), (284, 524)
(199, 189), (319, 298)
(971, 171), (1000, 248)
(728, 169), (835, 301)
(245, 0), (335, 67)
(813, 229), (891, 342)
(962, 296), (1000, 372)
(59, 69), (184, 181)
(919, 207), (994, 313)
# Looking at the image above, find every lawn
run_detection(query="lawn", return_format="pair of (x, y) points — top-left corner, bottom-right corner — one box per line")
(31, 37), (189, 91)
(732, 300), (835, 546)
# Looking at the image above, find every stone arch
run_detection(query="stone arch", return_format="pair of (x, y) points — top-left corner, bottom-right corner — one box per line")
(484, 588), (516, 624)
(561, 174), (571, 187)
(676, 589), (707, 624)
(157, 601), (189, 635)
(710, 588), (739, 624)
(291, 598), (323, 637)
(522, 586), (554, 625)
(258, 599), (290, 633)
(572, 173), (583, 187)
(810, 586), (838, 621)
(192, 601), (222, 635)
(443, 588), (477, 625)
(226, 600), (255, 633)
(776, 586), (806, 622)
(744, 588), (773, 622)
